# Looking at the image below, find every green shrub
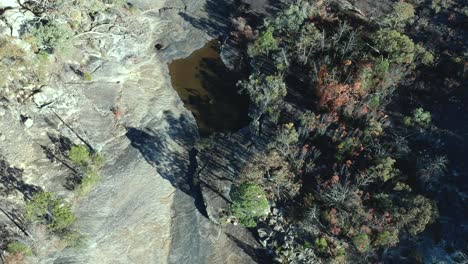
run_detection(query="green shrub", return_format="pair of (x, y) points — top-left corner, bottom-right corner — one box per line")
(397, 195), (438, 236)
(31, 23), (74, 53)
(69, 145), (103, 195)
(7, 241), (33, 256)
(384, 2), (415, 28)
(272, 123), (299, 157)
(374, 231), (393, 247)
(82, 72), (93, 81)
(374, 29), (416, 65)
(413, 108), (431, 127)
(360, 58), (390, 91)
(249, 27), (278, 56)
(352, 233), (370, 253)
(415, 44), (435, 65)
(26, 192), (75, 232)
(69, 145), (90, 166)
(369, 157), (399, 182)
(314, 237), (328, 253)
(405, 108), (431, 127)
(231, 183), (270, 227)
(273, 4), (308, 33)
(431, 0), (453, 13)
(76, 169), (100, 196)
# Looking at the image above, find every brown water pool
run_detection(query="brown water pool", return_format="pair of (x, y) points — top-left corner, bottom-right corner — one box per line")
(168, 40), (250, 136)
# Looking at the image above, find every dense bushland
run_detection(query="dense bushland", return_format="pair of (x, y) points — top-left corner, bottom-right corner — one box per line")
(225, 0), (462, 262)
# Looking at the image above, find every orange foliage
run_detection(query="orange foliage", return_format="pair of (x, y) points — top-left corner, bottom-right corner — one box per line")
(316, 65), (364, 112)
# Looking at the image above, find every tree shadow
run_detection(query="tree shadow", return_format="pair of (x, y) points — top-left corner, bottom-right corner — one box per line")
(179, 0), (234, 37)
(0, 159), (41, 201)
(40, 133), (81, 191)
(126, 111), (207, 215)
(226, 233), (271, 263)
(179, 0), (282, 37)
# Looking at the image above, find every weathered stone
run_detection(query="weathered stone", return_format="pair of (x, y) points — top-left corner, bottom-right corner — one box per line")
(0, 1), (263, 263)
(23, 118), (33, 128)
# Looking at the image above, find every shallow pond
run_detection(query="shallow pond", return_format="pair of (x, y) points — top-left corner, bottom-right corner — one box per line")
(168, 40), (250, 136)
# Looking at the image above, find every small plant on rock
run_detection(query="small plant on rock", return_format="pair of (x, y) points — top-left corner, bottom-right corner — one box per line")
(231, 183), (270, 227)
(7, 241), (33, 256)
(26, 192), (75, 233)
(68, 145), (103, 196)
(31, 23), (74, 53)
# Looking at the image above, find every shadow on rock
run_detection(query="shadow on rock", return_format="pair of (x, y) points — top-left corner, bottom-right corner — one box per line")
(226, 233), (271, 264)
(180, 0), (233, 37)
(0, 159), (41, 200)
(126, 111), (206, 213)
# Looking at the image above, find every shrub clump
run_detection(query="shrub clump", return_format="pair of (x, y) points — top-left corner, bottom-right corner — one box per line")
(373, 29), (416, 65)
(352, 233), (370, 253)
(231, 183), (270, 227)
(26, 192), (75, 233)
(404, 108), (432, 127)
(68, 145), (103, 195)
(249, 27), (278, 56)
(31, 23), (74, 53)
(7, 241), (33, 256)
(69, 145), (91, 166)
(384, 2), (415, 28)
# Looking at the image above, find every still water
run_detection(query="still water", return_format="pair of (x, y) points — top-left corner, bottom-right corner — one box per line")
(168, 40), (250, 136)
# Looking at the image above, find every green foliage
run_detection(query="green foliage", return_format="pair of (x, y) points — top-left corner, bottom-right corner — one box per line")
(272, 123), (299, 157)
(31, 23), (74, 53)
(249, 27), (278, 56)
(373, 231), (394, 247)
(69, 145), (90, 166)
(384, 2), (415, 28)
(296, 23), (321, 64)
(394, 182), (412, 192)
(336, 137), (360, 161)
(352, 233), (370, 253)
(226, 2), (443, 261)
(0, 37), (53, 90)
(82, 71), (93, 81)
(364, 119), (383, 139)
(231, 183), (270, 227)
(240, 151), (301, 201)
(431, 0), (453, 13)
(374, 29), (416, 64)
(397, 195), (438, 236)
(69, 145), (103, 195)
(415, 44), (435, 65)
(360, 58), (390, 91)
(7, 241), (33, 256)
(405, 108), (431, 127)
(369, 157), (399, 182)
(239, 74), (287, 120)
(76, 170), (100, 196)
(273, 4), (308, 33)
(26, 192), (75, 232)
(314, 237), (328, 253)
